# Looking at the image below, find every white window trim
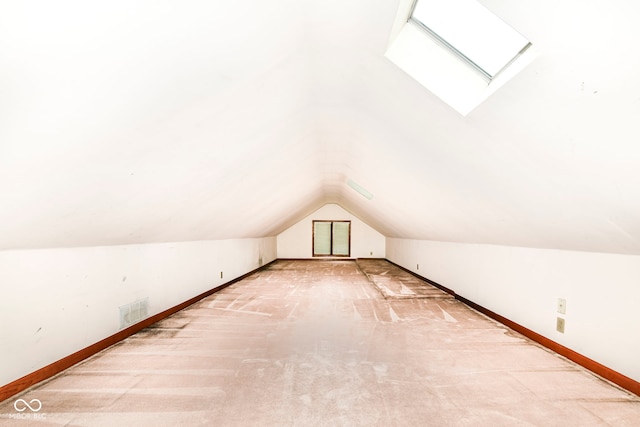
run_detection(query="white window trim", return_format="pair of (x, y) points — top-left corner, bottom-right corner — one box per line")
(385, 0), (538, 116)
(409, 0), (531, 81)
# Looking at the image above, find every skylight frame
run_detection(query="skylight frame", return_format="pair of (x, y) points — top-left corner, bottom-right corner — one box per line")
(408, 0), (532, 82)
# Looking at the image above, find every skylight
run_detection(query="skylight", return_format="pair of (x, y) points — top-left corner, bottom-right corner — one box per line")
(385, 0), (536, 115)
(410, 0), (531, 80)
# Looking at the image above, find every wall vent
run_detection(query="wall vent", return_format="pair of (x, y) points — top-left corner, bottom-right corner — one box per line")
(119, 297), (149, 329)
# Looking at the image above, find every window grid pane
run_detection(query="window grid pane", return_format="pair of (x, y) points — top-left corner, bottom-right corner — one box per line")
(313, 222), (332, 255)
(412, 0), (529, 78)
(332, 222), (350, 256)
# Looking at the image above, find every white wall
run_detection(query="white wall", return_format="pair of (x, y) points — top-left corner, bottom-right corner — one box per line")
(386, 238), (640, 383)
(0, 237), (277, 387)
(277, 204), (385, 259)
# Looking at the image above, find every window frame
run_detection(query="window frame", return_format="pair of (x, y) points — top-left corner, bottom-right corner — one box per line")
(312, 220), (351, 258)
(408, 0), (531, 82)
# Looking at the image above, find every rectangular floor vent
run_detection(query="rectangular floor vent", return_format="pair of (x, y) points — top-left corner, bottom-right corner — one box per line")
(119, 298), (149, 329)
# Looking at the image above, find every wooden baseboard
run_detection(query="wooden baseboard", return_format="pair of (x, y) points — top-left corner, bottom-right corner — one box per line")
(384, 259), (455, 295)
(456, 295), (640, 396)
(279, 258), (386, 261)
(277, 258), (357, 261)
(4, 258), (638, 400)
(384, 258), (639, 397)
(0, 260), (276, 403)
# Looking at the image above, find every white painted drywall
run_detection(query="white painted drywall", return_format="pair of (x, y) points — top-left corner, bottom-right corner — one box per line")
(4, 1), (640, 255)
(386, 237), (640, 383)
(277, 204), (385, 259)
(0, 237), (276, 387)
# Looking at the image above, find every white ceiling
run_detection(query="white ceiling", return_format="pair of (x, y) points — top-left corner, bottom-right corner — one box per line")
(2, 0), (640, 254)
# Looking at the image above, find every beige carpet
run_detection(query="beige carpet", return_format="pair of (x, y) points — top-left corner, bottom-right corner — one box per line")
(1, 260), (638, 426)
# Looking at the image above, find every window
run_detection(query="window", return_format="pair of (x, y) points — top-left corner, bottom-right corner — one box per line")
(313, 220), (351, 257)
(409, 0), (531, 80)
(385, 0), (536, 115)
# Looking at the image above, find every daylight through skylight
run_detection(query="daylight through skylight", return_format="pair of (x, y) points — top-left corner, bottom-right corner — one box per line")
(410, 0), (530, 79)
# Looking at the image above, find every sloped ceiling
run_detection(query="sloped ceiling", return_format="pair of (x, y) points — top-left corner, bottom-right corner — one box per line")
(2, 0), (640, 254)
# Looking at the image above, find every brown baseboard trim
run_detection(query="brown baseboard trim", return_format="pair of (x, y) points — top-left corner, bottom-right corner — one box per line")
(4, 258), (638, 400)
(277, 258), (356, 261)
(383, 258), (639, 397)
(384, 259), (455, 295)
(0, 260), (276, 403)
(456, 295), (639, 397)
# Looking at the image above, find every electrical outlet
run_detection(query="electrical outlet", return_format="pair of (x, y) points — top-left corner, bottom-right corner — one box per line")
(220, 271), (223, 279)
(416, 264), (419, 270)
(370, 251), (373, 256)
(557, 298), (566, 314)
(556, 317), (565, 333)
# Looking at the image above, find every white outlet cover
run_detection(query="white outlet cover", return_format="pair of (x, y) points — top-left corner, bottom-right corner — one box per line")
(557, 298), (567, 314)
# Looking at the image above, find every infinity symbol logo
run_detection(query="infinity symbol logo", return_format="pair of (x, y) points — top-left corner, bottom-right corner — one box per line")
(14, 399), (42, 412)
